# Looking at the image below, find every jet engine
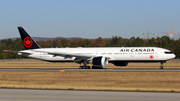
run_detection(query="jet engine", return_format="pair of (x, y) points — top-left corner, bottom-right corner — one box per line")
(91, 56), (109, 67)
(112, 62), (128, 66)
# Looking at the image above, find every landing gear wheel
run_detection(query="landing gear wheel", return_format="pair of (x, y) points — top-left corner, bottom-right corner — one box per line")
(86, 66), (90, 69)
(82, 66), (86, 69)
(79, 66), (83, 69)
(79, 66), (90, 69)
(159, 66), (163, 69)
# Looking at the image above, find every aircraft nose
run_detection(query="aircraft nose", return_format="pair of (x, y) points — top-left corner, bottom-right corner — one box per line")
(172, 53), (176, 58)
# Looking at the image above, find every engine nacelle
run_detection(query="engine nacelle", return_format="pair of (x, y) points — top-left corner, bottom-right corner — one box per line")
(112, 62), (128, 66)
(91, 56), (109, 67)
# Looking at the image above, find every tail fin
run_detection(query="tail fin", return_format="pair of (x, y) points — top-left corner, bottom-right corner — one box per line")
(18, 27), (41, 50)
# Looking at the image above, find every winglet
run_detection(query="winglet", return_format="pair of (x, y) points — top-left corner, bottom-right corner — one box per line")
(18, 27), (41, 50)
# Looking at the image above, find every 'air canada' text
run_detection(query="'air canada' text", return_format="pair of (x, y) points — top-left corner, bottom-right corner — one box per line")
(120, 48), (154, 52)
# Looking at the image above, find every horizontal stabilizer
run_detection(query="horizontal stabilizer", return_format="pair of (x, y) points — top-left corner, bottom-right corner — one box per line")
(3, 50), (19, 53)
(3, 50), (32, 55)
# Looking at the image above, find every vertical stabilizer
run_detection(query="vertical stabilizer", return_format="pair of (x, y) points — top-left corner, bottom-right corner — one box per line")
(18, 27), (41, 49)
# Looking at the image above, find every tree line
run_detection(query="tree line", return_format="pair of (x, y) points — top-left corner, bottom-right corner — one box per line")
(0, 36), (180, 59)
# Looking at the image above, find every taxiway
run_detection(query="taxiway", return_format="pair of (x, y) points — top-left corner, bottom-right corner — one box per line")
(0, 89), (179, 101)
(0, 68), (180, 72)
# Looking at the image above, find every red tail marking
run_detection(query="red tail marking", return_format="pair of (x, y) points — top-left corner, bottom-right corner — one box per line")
(23, 37), (33, 48)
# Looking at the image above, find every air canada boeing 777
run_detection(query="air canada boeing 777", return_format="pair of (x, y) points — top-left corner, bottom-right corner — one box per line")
(4, 27), (176, 69)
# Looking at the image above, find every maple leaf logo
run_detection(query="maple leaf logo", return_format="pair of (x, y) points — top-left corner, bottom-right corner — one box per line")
(149, 55), (154, 59)
(23, 37), (33, 48)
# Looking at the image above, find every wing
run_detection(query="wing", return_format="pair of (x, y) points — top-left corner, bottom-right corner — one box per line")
(35, 51), (94, 63)
(34, 51), (93, 59)
(47, 51), (93, 58)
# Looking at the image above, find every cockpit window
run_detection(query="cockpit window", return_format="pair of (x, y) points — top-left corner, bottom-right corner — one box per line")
(165, 52), (173, 54)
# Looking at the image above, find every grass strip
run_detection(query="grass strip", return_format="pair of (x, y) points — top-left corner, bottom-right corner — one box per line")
(0, 71), (180, 92)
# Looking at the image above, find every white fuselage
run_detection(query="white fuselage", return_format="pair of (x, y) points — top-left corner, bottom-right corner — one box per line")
(18, 47), (175, 63)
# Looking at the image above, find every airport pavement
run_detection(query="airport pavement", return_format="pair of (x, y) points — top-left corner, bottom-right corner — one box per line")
(0, 89), (179, 101)
(0, 68), (180, 72)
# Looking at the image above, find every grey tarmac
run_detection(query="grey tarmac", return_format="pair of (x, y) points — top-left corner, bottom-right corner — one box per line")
(0, 89), (179, 101)
(0, 68), (180, 72)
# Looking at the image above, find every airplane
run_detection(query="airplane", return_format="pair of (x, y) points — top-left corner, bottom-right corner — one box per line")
(4, 27), (176, 69)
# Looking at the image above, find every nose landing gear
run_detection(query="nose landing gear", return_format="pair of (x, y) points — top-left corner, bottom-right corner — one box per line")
(160, 61), (166, 69)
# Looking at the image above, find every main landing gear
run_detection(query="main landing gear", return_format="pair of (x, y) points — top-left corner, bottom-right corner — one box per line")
(79, 60), (90, 69)
(78, 60), (102, 69)
(160, 61), (166, 69)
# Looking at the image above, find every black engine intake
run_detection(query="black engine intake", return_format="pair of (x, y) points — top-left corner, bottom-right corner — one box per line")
(92, 56), (108, 67)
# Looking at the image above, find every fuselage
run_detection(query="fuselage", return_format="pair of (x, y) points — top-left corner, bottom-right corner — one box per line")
(19, 47), (176, 62)
(5, 27), (176, 69)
